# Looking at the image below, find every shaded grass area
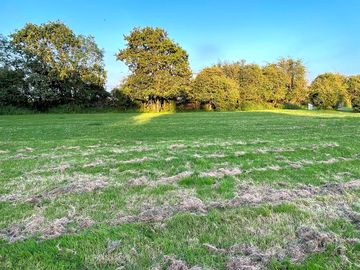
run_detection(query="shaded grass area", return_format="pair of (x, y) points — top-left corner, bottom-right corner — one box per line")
(0, 110), (360, 269)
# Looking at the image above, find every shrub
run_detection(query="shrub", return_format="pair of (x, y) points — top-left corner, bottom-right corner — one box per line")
(46, 102), (122, 114)
(240, 101), (275, 111)
(282, 103), (303, 110)
(0, 106), (35, 115)
(111, 88), (136, 110)
(176, 102), (200, 112)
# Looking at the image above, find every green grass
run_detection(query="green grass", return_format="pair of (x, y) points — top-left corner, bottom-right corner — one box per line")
(0, 110), (360, 269)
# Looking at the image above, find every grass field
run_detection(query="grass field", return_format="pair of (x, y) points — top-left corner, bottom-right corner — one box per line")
(1, 110), (360, 269)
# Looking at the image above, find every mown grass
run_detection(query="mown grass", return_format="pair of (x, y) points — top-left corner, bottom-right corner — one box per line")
(0, 110), (360, 269)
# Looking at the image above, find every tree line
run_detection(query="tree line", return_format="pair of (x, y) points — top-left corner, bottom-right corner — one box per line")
(1, 22), (360, 112)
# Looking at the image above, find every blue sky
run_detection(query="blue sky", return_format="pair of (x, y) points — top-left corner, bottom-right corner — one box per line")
(1, 0), (360, 89)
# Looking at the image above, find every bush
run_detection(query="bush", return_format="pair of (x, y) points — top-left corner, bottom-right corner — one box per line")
(282, 103), (303, 110)
(240, 101), (275, 111)
(111, 88), (136, 110)
(189, 67), (239, 111)
(46, 103), (123, 114)
(47, 104), (88, 113)
(0, 106), (35, 115)
(176, 102), (200, 112)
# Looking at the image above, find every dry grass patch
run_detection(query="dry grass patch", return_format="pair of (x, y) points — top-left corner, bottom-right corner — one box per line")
(16, 147), (34, 153)
(0, 207), (94, 242)
(1, 173), (108, 203)
(200, 168), (242, 178)
(224, 226), (344, 269)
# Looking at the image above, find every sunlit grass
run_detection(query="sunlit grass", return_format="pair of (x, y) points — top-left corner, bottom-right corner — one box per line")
(259, 109), (360, 118)
(0, 110), (360, 269)
(132, 111), (174, 124)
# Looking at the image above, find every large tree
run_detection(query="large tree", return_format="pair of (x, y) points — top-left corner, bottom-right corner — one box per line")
(117, 27), (192, 112)
(218, 60), (299, 108)
(262, 64), (287, 105)
(238, 63), (266, 104)
(217, 61), (268, 107)
(347, 75), (360, 112)
(309, 73), (347, 109)
(0, 35), (28, 107)
(277, 57), (308, 104)
(10, 21), (107, 110)
(189, 66), (239, 111)
(216, 60), (244, 81)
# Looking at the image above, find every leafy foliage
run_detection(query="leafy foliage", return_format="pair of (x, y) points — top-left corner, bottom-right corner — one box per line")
(1, 23), (360, 113)
(277, 58), (308, 104)
(189, 66), (239, 110)
(111, 87), (136, 109)
(238, 63), (266, 104)
(0, 35), (28, 107)
(2, 21), (108, 110)
(117, 27), (192, 110)
(0, 68), (27, 106)
(347, 75), (360, 112)
(352, 96), (360, 112)
(309, 73), (347, 109)
(216, 58), (308, 109)
(262, 64), (287, 105)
